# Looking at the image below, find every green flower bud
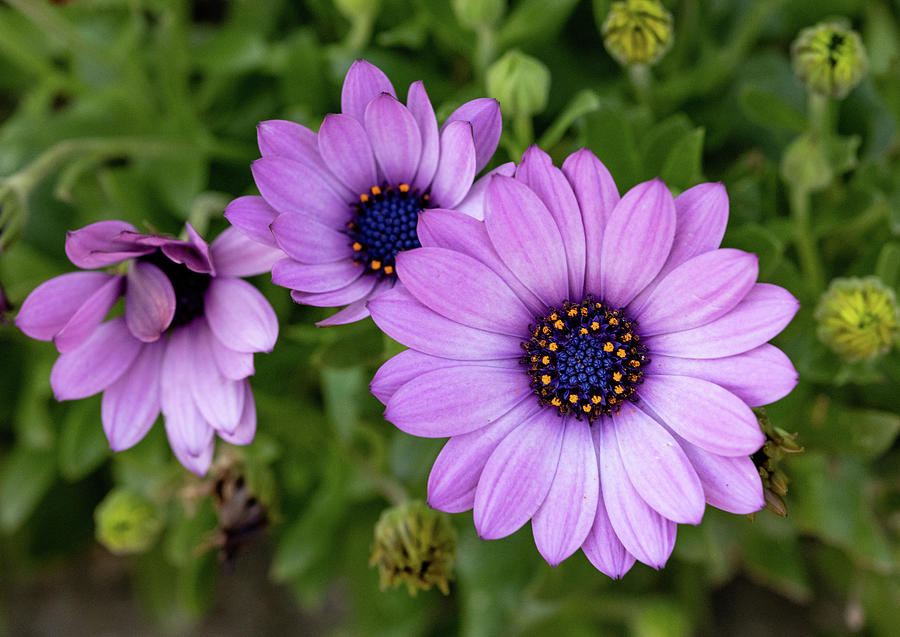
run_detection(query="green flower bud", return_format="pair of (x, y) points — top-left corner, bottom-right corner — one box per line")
(601, 0), (674, 67)
(94, 489), (163, 555)
(815, 276), (899, 361)
(486, 50), (550, 119)
(452, 0), (505, 30)
(791, 21), (868, 99)
(370, 501), (456, 596)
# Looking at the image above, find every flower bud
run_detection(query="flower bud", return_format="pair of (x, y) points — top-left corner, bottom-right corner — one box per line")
(751, 408), (803, 518)
(452, 0), (505, 30)
(791, 21), (867, 99)
(370, 501), (456, 596)
(815, 276), (899, 361)
(601, 0), (674, 67)
(94, 489), (163, 555)
(486, 50), (550, 119)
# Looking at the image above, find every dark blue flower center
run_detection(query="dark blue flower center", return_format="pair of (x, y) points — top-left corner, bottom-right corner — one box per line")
(521, 297), (649, 420)
(138, 251), (211, 328)
(345, 184), (429, 278)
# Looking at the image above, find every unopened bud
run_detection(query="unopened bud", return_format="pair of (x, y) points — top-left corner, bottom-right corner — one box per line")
(370, 501), (456, 596)
(791, 21), (867, 99)
(94, 489), (162, 555)
(486, 50), (550, 119)
(452, 0), (505, 30)
(815, 276), (899, 361)
(602, 0), (674, 67)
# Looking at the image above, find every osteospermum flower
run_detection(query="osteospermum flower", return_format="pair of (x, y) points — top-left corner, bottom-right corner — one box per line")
(368, 146), (800, 577)
(225, 59), (506, 325)
(15, 220), (281, 475)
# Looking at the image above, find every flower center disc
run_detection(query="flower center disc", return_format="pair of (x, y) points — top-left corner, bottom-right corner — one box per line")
(139, 251), (211, 328)
(521, 297), (649, 420)
(346, 184), (428, 278)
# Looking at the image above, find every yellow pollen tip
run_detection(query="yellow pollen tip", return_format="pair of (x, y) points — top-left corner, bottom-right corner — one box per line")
(616, 349), (626, 358)
(359, 193), (369, 203)
(568, 394), (578, 403)
(371, 260), (382, 270)
(610, 317), (619, 326)
(614, 385), (624, 394)
(548, 343), (558, 351)
(567, 309), (578, 317)
(550, 397), (562, 406)
(399, 183), (410, 193)
(541, 356), (550, 365)
(352, 242), (363, 251)
(371, 186), (382, 195)
(554, 320), (565, 330)
(612, 372), (622, 381)
(542, 326), (551, 335)
(622, 333), (632, 341)
(550, 313), (558, 321)
(591, 321), (600, 330)
(383, 265), (394, 275)
(582, 404), (592, 413)
(541, 374), (552, 385)
(580, 327), (588, 335)
(581, 307), (588, 316)
(603, 342), (614, 352)
(591, 395), (602, 404)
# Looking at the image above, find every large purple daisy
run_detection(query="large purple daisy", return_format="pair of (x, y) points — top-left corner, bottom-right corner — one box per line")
(225, 59), (507, 326)
(368, 146), (800, 577)
(15, 220), (281, 475)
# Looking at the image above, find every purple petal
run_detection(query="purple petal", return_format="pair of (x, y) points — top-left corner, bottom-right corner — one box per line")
(596, 422), (677, 568)
(637, 375), (765, 456)
(160, 324), (215, 458)
(317, 113), (378, 195)
(416, 208), (544, 314)
(53, 275), (124, 352)
(429, 120), (476, 209)
(384, 365), (531, 438)
(474, 408), (565, 539)
(224, 196), (279, 248)
(210, 227), (283, 277)
(208, 328), (255, 380)
(369, 285), (524, 360)
(455, 162), (516, 220)
(50, 317), (142, 400)
(168, 429), (214, 476)
(124, 262), (175, 343)
(270, 213), (351, 264)
(599, 179), (676, 307)
(644, 283), (800, 359)
(160, 223), (214, 275)
(272, 257), (362, 293)
(677, 436), (765, 514)
(647, 344), (798, 407)
(397, 247), (533, 336)
(65, 220), (154, 268)
(612, 405), (705, 524)
(189, 322), (246, 434)
(581, 481), (637, 579)
(365, 93), (422, 186)
(428, 400), (540, 513)
(341, 59), (396, 124)
(407, 81), (440, 192)
(102, 338), (165, 451)
(315, 298), (371, 326)
(634, 249), (758, 336)
(290, 274), (377, 307)
(485, 175), (569, 307)
(667, 182), (729, 272)
(561, 149), (620, 294)
(516, 146), (585, 299)
(443, 98), (502, 174)
(217, 381), (257, 446)
(251, 157), (349, 227)
(205, 277), (278, 353)
(532, 419), (599, 565)
(16, 272), (114, 341)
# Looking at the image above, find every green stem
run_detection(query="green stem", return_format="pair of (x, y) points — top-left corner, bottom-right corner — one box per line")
(789, 185), (825, 296)
(807, 92), (831, 141)
(512, 115), (534, 158)
(627, 64), (652, 106)
(474, 25), (496, 81)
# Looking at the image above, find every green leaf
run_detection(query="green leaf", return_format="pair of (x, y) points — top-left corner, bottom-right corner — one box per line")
(57, 398), (109, 481)
(583, 103), (642, 190)
(875, 242), (900, 288)
(0, 445), (56, 532)
(639, 114), (693, 178)
(660, 128), (705, 191)
(498, 0), (580, 49)
(320, 366), (366, 441)
(739, 86), (806, 132)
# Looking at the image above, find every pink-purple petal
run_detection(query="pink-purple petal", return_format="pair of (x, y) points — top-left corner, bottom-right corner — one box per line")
(647, 344), (798, 407)
(189, 322), (245, 434)
(207, 325), (255, 380)
(271, 257), (362, 293)
(532, 419), (599, 566)
(677, 437), (765, 514)
(384, 365), (530, 438)
(317, 113), (378, 195)
(396, 247), (533, 336)
(341, 59), (396, 124)
(638, 374), (765, 456)
(65, 220), (154, 268)
(290, 273), (377, 307)
(270, 213), (351, 264)
(581, 482), (637, 579)
(101, 338), (165, 452)
(210, 227), (284, 277)
(16, 271), (114, 341)
(124, 262), (175, 343)
(612, 405), (705, 524)
(251, 157), (348, 227)
(599, 179), (676, 307)
(166, 417), (214, 476)
(205, 277), (278, 353)
(443, 98), (502, 174)
(160, 325), (215, 458)
(217, 382), (257, 446)
(407, 81), (440, 192)
(365, 93), (422, 186)
(53, 275), (124, 352)
(454, 163), (516, 221)
(315, 298), (372, 326)
(224, 196), (279, 248)
(50, 317), (142, 401)
(160, 223), (214, 275)
(429, 120), (477, 209)
(473, 408), (566, 539)
(667, 182), (729, 271)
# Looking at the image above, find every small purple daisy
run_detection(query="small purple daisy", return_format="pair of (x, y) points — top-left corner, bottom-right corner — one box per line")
(368, 146), (800, 577)
(15, 220), (281, 475)
(225, 59), (507, 326)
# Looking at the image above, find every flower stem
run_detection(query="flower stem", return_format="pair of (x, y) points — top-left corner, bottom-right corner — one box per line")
(627, 64), (652, 105)
(789, 185), (824, 297)
(807, 92), (831, 141)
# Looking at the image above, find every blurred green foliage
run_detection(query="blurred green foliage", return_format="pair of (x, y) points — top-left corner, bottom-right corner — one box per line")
(1, 0), (899, 635)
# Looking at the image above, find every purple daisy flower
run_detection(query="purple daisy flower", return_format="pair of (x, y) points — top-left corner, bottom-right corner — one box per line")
(15, 220), (282, 475)
(368, 146), (800, 577)
(225, 59), (507, 326)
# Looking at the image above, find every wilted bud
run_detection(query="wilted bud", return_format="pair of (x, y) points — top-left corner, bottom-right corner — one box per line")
(815, 276), (899, 361)
(602, 0), (674, 67)
(791, 21), (867, 99)
(452, 0), (505, 30)
(486, 50), (550, 119)
(94, 489), (163, 555)
(751, 408), (803, 518)
(370, 501), (456, 596)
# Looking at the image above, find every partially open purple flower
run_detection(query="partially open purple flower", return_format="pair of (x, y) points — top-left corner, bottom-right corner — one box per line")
(16, 220), (281, 475)
(368, 146), (800, 578)
(225, 59), (507, 326)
